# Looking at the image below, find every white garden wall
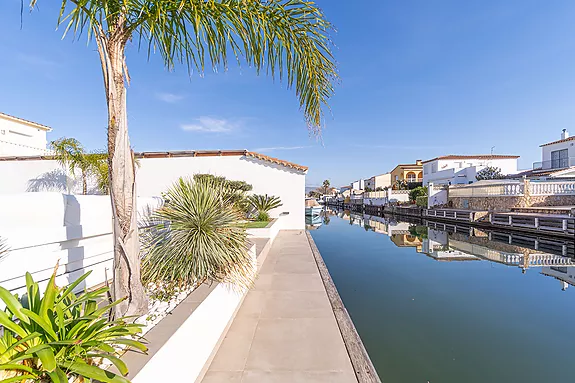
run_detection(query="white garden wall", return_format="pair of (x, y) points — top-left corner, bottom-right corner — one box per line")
(0, 153), (306, 230)
(0, 193), (161, 299)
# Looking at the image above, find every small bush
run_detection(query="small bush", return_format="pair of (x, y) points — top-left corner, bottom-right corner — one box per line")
(416, 195), (428, 207)
(257, 211), (270, 222)
(409, 186), (427, 202)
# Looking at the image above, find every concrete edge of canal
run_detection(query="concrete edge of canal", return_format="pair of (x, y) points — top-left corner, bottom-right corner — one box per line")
(305, 231), (382, 383)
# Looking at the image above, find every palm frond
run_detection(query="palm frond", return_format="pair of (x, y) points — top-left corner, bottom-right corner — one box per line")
(249, 194), (283, 214)
(141, 176), (254, 294)
(36, 0), (337, 134)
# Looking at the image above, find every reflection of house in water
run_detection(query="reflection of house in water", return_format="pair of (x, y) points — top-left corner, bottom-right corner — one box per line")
(422, 229), (479, 261)
(541, 267), (575, 291)
(361, 214), (424, 252)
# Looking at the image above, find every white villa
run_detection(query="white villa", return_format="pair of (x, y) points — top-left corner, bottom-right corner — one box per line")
(365, 172), (392, 191)
(522, 129), (575, 179)
(422, 154), (519, 186)
(0, 112), (52, 157)
(351, 178), (365, 191)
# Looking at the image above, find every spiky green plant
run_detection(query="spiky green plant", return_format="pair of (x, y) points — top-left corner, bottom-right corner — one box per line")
(141, 177), (254, 295)
(249, 194), (283, 221)
(0, 267), (146, 383)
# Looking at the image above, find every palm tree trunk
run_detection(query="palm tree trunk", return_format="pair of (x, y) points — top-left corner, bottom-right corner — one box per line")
(96, 32), (147, 318)
(82, 171), (87, 195)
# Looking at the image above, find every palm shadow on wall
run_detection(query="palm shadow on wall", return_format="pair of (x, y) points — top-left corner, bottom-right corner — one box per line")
(26, 169), (76, 193)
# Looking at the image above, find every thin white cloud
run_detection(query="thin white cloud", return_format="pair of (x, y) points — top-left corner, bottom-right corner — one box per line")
(181, 117), (236, 133)
(156, 92), (184, 103)
(16, 53), (58, 67)
(352, 144), (448, 150)
(253, 146), (311, 153)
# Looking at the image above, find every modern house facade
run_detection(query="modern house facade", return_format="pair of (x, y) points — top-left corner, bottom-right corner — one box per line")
(365, 173), (392, 191)
(390, 160), (423, 187)
(0, 112), (52, 157)
(531, 129), (575, 178)
(351, 179), (365, 191)
(422, 155), (519, 186)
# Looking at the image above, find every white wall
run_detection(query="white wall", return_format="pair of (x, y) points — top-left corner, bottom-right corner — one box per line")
(0, 116), (50, 157)
(136, 156), (305, 230)
(541, 140), (575, 169)
(0, 154), (306, 230)
(0, 193), (161, 298)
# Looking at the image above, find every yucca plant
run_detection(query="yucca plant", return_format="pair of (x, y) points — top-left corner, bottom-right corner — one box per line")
(248, 194), (283, 221)
(0, 266), (146, 383)
(141, 177), (254, 296)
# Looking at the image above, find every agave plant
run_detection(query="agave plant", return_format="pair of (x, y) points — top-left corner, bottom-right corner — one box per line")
(248, 194), (283, 221)
(0, 266), (146, 383)
(141, 177), (254, 295)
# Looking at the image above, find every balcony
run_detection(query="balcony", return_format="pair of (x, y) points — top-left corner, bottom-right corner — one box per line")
(533, 157), (575, 171)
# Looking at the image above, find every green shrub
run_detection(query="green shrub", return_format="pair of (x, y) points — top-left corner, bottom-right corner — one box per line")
(248, 194), (282, 220)
(416, 195), (428, 207)
(409, 186), (427, 202)
(141, 176), (254, 294)
(256, 211), (270, 222)
(0, 267), (146, 382)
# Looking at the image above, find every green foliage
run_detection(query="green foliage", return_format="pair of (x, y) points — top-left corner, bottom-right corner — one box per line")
(322, 180), (330, 194)
(256, 211), (270, 222)
(408, 225), (428, 239)
(49, 138), (107, 195)
(193, 174), (252, 214)
(0, 267), (146, 382)
(409, 186), (427, 202)
(375, 187), (384, 192)
(31, 0), (338, 134)
(364, 187), (373, 192)
(141, 177), (254, 294)
(248, 194), (283, 219)
(476, 166), (504, 180)
(416, 195), (428, 207)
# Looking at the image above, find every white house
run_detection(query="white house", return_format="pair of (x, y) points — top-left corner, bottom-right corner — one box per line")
(0, 112), (51, 157)
(422, 155), (519, 186)
(365, 173), (392, 191)
(351, 179), (365, 191)
(0, 150), (307, 230)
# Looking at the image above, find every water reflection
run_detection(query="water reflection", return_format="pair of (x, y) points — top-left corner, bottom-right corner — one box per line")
(323, 207), (575, 290)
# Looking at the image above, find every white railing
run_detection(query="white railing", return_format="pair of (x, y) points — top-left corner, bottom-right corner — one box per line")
(392, 189), (410, 195)
(530, 181), (575, 196)
(449, 183), (524, 197)
(365, 191), (386, 199)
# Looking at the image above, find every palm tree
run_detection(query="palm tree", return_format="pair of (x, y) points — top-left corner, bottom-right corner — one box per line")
(248, 194), (283, 221)
(322, 179), (331, 194)
(141, 177), (254, 294)
(31, 0), (337, 317)
(50, 138), (106, 195)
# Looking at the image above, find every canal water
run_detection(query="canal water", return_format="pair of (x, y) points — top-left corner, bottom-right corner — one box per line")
(309, 209), (575, 383)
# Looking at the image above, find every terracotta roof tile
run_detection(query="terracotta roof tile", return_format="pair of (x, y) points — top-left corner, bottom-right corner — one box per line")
(540, 136), (575, 147)
(422, 154), (519, 164)
(0, 149), (309, 172)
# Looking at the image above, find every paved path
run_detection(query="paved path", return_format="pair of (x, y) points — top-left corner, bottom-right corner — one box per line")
(202, 230), (357, 383)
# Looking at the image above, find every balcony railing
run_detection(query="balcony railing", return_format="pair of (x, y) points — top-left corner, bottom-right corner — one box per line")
(533, 157), (575, 171)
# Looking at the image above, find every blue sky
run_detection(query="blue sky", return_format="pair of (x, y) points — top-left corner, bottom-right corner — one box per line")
(1, 1), (575, 187)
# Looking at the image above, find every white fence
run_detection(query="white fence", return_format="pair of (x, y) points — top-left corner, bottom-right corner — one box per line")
(0, 193), (161, 297)
(531, 181), (575, 196)
(449, 182), (525, 197)
(449, 180), (575, 198)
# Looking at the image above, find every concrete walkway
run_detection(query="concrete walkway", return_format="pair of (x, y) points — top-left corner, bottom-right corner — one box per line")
(202, 230), (357, 383)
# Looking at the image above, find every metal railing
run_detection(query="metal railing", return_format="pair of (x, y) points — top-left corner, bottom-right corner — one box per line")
(533, 157), (575, 170)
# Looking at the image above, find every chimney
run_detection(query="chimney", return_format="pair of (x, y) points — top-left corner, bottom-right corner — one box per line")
(416, 159), (422, 165)
(561, 129), (570, 140)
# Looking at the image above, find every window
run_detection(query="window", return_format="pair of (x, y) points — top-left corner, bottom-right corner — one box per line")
(431, 162), (438, 173)
(551, 149), (568, 169)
